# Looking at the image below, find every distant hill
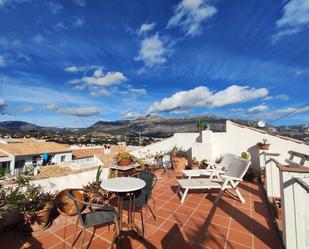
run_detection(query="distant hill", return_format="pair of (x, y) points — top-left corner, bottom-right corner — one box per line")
(0, 121), (42, 131)
(0, 116), (307, 142)
(89, 114), (228, 137)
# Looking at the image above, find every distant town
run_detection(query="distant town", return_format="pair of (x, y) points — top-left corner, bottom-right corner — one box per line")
(0, 115), (308, 146)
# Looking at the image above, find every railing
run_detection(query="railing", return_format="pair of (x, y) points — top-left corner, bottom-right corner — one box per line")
(262, 152), (281, 198)
(277, 163), (309, 249)
(295, 177), (309, 193)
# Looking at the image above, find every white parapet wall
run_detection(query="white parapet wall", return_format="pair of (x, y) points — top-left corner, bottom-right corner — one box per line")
(131, 133), (199, 158)
(211, 121), (309, 168)
(30, 169), (97, 193)
(132, 120), (309, 169)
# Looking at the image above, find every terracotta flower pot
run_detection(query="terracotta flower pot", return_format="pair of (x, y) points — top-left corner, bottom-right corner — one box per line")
(117, 158), (132, 166)
(171, 156), (187, 172)
(257, 143), (270, 150)
(25, 205), (53, 232)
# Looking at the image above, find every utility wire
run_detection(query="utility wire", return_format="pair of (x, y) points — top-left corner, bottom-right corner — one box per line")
(268, 102), (309, 124)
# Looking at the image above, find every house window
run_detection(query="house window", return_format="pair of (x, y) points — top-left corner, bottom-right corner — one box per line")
(61, 155), (66, 162)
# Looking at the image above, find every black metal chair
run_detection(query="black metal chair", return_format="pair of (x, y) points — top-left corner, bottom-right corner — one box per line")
(67, 189), (119, 249)
(123, 171), (157, 236)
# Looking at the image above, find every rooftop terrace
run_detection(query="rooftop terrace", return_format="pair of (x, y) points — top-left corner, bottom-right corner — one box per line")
(0, 170), (282, 249)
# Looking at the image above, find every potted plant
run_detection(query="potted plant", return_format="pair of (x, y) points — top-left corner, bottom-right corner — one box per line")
(0, 175), (55, 232)
(170, 147), (188, 172)
(83, 166), (111, 206)
(24, 188), (55, 232)
(241, 151), (250, 160)
(191, 157), (199, 170)
(257, 139), (270, 150)
(200, 159), (209, 169)
(115, 152), (135, 166)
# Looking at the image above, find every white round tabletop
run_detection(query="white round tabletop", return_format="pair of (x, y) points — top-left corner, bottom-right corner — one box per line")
(100, 177), (146, 193)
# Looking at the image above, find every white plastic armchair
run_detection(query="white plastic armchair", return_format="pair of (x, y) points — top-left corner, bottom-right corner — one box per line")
(177, 157), (250, 203)
(206, 153), (236, 170)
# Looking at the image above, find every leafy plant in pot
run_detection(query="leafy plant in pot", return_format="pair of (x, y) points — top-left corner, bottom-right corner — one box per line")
(0, 175), (55, 232)
(200, 159), (209, 169)
(83, 166), (111, 206)
(23, 188), (55, 232)
(115, 152), (135, 166)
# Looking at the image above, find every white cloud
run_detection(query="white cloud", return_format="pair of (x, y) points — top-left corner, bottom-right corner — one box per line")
(135, 34), (166, 67)
(66, 67), (128, 96)
(33, 34), (45, 44)
(271, 28), (301, 42)
(47, 1), (62, 15)
(0, 98), (7, 114)
(120, 111), (140, 119)
(73, 0), (86, 6)
(139, 22), (156, 34)
(0, 0), (7, 6)
(65, 66), (80, 73)
(127, 86), (147, 96)
(149, 85), (268, 113)
(74, 17), (84, 27)
(90, 88), (109, 96)
(81, 69), (127, 87)
(273, 0), (309, 41)
(167, 0), (217, 36)
(0, 55), (5, 67)
(65, 65), (99, 73)
(262, 106), (309, 121)
(54, 22), (67, 30)
(248, 104), (268, 114)
(20, 106), (34, 113)
(45, 104), (101, 117)
(264, 94), (289, 101)
(0, 98), (6, 107)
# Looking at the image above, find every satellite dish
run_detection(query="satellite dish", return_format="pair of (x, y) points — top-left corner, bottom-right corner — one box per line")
(257, 120), (266, 128)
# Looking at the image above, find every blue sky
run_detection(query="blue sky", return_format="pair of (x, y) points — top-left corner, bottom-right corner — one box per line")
(0, 0), (308, 127)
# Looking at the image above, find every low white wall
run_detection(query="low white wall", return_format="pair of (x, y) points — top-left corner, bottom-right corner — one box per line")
(131, 133), (199, 158)
(30, 169), (97, 193)
(212, 121), (309, 167)
(132, 121), (308, 169)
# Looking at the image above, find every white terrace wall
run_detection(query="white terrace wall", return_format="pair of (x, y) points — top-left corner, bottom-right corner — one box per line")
(131, 133), (199, 158)
(132, 120), (309, 170)
(30, 169), (97, 193)
(211, 121), (309, 168)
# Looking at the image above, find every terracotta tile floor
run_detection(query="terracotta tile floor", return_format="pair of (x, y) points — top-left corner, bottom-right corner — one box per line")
(0, 171), (283, 249)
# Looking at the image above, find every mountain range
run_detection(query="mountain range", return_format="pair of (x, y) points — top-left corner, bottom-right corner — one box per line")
(0, 115), (308, 141)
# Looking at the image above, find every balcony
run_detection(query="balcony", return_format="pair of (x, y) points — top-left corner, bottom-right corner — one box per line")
(0, 171), (282, 249)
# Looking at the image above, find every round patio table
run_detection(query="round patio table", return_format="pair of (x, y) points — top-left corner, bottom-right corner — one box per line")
(101, 177), (145, 237)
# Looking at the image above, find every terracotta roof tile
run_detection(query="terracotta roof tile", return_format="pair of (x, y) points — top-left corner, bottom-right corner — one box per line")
(0, 139), (71, 157)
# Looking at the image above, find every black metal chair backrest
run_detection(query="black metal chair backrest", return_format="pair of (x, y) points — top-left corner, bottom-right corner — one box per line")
(134, 171), (157, 203)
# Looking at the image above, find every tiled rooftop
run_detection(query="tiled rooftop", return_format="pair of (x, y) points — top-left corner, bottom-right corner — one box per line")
(0, 171), (283, 249)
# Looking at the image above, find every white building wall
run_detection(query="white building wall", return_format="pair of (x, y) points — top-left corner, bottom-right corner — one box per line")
(51, 152), (72, 164)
